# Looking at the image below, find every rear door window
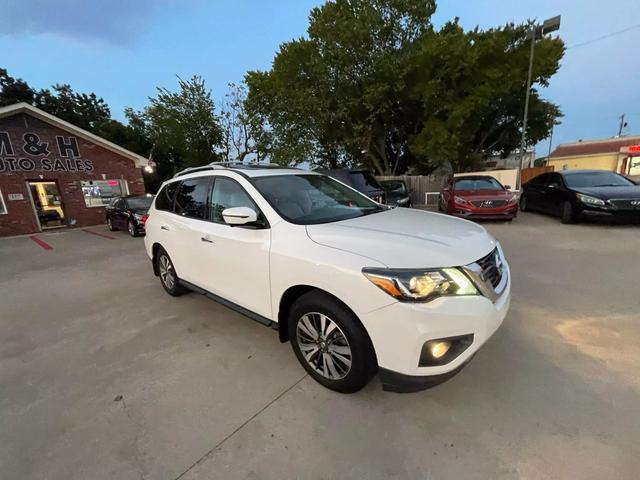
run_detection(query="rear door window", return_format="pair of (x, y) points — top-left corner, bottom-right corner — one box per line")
(155, 182), (180, 212)
(174, 177), (211, 219)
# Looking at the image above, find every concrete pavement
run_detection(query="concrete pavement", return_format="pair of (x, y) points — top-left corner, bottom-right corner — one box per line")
(1, 212), (639, 479)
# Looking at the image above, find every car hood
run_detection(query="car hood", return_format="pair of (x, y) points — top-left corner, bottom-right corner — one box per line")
(454, 189), (513, 200)
(306, 207), (497, 268)
(572, 185), (640, 199)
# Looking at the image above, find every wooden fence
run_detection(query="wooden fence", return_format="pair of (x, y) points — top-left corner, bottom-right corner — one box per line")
(376, 174), (449, 206)
(521, 166), (554, 184)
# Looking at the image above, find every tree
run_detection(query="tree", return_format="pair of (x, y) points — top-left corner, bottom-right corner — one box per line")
(0, 68), (35, 106)
(130, 75), (223, 171)
(246, 0), (564, 174)
(219, 82), (269, 162)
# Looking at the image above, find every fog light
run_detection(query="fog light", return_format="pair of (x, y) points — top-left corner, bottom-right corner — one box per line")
(429, 341), (451, 359)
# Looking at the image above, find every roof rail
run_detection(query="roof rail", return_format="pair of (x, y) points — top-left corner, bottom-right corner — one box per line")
(173, 161), (295, 178)
(172, 164), (226, 178)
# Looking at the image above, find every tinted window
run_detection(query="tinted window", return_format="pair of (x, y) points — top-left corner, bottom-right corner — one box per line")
(175, 178), (211, 219)
(155, 182), (180, 211)
(545, 174), (564, 188)
(126, 196), (153, 210)
(114, 199), (125, 209)
(563, 171), (635, 188)
(528, 174), (549, 185)
(210, 177), (260, 224)
(349, 171), (382, 192)
(253, 174), (383, 225)
(454, 177), (504, 190)
(380, 180), (407, 194)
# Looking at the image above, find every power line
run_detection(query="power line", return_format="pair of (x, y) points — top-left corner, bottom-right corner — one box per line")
(567, 24), (640, 49)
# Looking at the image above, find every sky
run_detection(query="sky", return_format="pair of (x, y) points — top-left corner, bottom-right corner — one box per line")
(1, 0), (639, 157)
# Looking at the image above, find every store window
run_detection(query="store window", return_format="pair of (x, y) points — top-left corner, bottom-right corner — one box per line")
(80, 180), (128, 207)
(0, 188), (7, 215)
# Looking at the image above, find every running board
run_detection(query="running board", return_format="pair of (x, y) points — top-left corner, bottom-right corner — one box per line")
(178, 279), (278, 330)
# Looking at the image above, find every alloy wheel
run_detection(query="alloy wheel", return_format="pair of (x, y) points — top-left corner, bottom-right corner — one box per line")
(128, 221), (135, 236)
(296, 312), (352, 380)
(158, 255), (175, 290)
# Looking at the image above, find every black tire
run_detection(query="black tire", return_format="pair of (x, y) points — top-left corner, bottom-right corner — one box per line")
(107, 217), (117, 231)
(288, 290), (376, 393)
(438, 196), (445, 212)
(561, 201), (577, 224)
(519, 195), (528, 212)
(155, 247), (187, 296)
(127, 219), (138, 237)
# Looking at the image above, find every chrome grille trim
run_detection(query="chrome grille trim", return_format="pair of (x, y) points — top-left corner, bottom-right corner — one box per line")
(608, 198), (640, 210)
(462, 246), (508, 303)
(471, 199), (507, 208)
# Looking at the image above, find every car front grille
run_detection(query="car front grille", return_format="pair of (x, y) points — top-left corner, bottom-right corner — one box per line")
(471, 199), (507, 208)
(475, 248), (503, 288)
(609, 198), (640, 210)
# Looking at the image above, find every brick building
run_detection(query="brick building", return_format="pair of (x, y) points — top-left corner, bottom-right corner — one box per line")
(0, 103), (147, 237)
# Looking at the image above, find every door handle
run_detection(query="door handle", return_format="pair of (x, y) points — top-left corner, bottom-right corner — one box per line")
(160, 224), (170, 231)
(201, 236), (214, 243)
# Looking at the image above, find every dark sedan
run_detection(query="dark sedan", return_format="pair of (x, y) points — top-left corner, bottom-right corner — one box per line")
(379, 179), (412, 208)
(520, 170), (640, 224)
(315, 168), (386, 204)
(106, 195), (154, 236)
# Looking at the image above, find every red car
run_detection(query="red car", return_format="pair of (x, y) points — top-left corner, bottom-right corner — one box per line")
(439, 175), (518, 220)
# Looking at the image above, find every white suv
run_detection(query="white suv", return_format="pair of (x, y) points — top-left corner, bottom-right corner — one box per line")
(144, 164), (510, 393)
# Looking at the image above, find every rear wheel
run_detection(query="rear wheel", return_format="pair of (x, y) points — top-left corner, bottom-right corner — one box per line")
(128, 219), (138, 237)
(288, 291), (376, 393)
(561, 201), (577, 224)
(107, 217), (117, 231)
(156, 248), (187, 296)
(519, 195), (528, 212)
(438, 195), (445, 212)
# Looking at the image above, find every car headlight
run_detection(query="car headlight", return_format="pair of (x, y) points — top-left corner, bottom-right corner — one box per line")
(507, 194), (518, 204)
(454, 196), (470, 205)
(396, 196), (410, 204)
(576, 193), (605, 206)
(362, 267), (478, 302)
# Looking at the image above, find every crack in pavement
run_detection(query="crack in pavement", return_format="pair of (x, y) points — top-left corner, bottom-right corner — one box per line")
(172, 374), (309, 480)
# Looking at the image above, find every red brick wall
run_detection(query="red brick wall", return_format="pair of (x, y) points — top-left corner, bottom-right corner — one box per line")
(0, 113), (145, 237)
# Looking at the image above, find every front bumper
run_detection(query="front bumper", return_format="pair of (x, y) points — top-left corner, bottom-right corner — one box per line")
(450, 203), (518, 220)
(361, 262), (511, 392)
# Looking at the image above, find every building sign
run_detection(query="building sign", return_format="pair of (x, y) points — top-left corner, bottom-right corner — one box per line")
(0, 131), (94, 173)
(7, 193), (24, 201)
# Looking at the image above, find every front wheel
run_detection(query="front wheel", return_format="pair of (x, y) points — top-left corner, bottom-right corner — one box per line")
(561, 201), (577, 224)
(519, 195), (528, 212)
(107, 217), (117, 231)
(156, 248), (187, 296)
(288, 291), (376, 393)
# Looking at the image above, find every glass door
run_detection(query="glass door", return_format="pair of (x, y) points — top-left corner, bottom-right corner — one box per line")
(28, 181), (66, 229)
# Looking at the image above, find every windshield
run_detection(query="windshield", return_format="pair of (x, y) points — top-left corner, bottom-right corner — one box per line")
(126, 196), (154, 210)
(253, 174), (384, 225)
(380, 180), (407, 194)
(454, 177), (504, 191)
(563, 171), (635, 188)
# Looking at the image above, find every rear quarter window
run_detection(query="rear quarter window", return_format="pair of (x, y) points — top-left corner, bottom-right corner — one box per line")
(155, 182), (180, 211)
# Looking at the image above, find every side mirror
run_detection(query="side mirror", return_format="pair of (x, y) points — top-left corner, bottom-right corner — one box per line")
(504, 185), (511, 190)
(222, 206), (258, 226)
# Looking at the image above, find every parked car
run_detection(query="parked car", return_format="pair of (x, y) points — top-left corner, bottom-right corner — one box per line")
(439, 175), (518, 220)
(144, 163), (510, 393)
(379, 179), (412, 207)
(106, 195), (154, 236)
(520, 169), (640, 224)
(315, 168), (386, 204)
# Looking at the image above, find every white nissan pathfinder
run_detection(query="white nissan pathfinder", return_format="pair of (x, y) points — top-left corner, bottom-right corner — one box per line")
(144, 163), (510, 393)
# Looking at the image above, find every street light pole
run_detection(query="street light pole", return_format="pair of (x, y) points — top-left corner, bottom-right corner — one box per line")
(516, 15), (560, 190)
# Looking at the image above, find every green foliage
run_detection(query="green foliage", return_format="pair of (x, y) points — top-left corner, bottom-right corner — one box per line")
(246, 0), (564, 174)
(130, 75), (223, 171)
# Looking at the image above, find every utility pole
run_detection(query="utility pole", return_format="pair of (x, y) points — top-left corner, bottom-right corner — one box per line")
(516, 15), (561, 190)
(618, 114), (627, 137)
(547, 122), (555, 159)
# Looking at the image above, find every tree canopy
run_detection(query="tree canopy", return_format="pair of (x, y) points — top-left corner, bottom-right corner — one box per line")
(246, 0), (564, 174)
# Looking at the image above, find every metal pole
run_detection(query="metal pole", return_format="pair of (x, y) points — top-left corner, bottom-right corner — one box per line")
(547, 122), (554, 159)
(618, 114), (625, 136)
(517, 26), (536, 190)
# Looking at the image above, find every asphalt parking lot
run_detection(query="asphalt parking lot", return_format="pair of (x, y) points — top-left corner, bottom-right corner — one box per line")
(1, 212), (639, 480)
